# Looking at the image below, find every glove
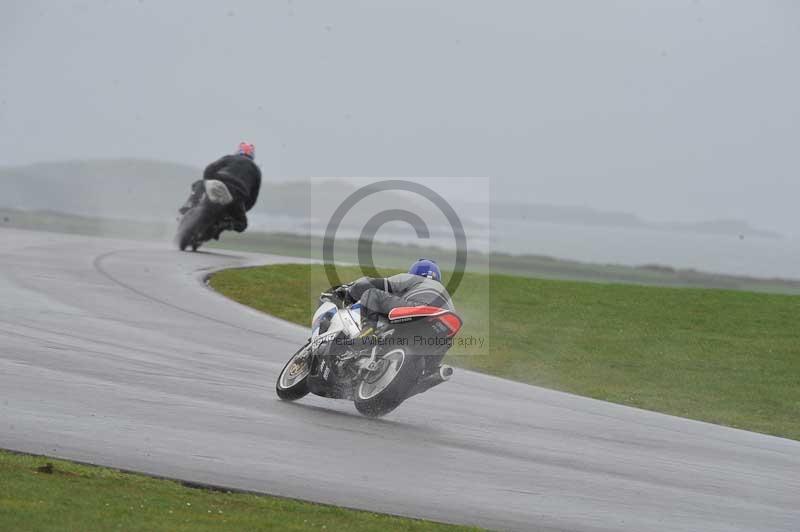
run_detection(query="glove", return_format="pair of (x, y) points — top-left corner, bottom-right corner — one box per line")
(333, 285), (350, 303)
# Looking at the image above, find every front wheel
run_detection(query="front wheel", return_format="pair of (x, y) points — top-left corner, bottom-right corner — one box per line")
(353, 348), (419, 418)
(276, 342), (312, 401)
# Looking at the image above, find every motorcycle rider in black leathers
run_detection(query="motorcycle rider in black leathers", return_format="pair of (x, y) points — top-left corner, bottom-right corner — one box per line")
(336, 259), (453, 339)
(179, 142), (261, 237)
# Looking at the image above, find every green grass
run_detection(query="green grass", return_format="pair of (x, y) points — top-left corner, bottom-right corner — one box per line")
(0, 450), (483, 532)
(210, 231), (800, 294)
(210, 264), (800, 440)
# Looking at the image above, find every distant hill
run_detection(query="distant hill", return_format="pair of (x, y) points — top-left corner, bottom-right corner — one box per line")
(0, 159), (781, 239)
(0, 159), (316, 221)
(489, 202), (781, 239)
(0, 159), (199, 221)
(659, 219), (779, 239)
(0, 159), (441, 226)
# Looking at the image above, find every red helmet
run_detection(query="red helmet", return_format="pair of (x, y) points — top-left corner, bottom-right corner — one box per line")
(237, 142), (255, 159)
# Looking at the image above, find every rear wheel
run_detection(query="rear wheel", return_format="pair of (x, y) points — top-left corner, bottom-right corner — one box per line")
(353, 348), (418, 418)
(276, 343), (312, 401)
(175, 200), (217, 252)
(176, 220), (192, 251)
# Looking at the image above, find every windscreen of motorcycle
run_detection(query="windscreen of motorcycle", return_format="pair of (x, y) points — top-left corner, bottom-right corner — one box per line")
(348, 304), (361, 326)
(311, 301), (338, 337)
(341, 306), (362, 338)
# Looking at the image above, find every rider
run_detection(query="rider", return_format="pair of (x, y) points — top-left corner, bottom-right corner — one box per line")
(337, 259), (453, 338)
(180, 142), (262, 235)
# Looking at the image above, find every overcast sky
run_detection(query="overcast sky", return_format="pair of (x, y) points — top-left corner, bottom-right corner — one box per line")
(2, 0), (798, 234)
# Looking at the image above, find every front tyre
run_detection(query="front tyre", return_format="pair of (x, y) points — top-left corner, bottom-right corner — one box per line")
(276, 343), (312, 401)
(353, 348), (418, 418)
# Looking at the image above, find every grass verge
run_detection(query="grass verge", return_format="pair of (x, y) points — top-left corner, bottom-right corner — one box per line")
(0, 450), (483, 532)
(210, 264), (800, 440)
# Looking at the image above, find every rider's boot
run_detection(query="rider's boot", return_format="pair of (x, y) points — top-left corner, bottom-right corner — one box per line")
(353, 316), (380, 353)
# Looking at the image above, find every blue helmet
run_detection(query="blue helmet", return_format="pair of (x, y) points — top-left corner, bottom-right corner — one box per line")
(409, 258), (441, 282)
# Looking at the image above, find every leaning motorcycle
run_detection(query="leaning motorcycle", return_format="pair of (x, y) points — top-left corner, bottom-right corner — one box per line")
(175, 180), (233, 251)
(276, 290), (462, 417)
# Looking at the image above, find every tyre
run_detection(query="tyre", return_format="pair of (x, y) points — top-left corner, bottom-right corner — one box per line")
(353, 348), (419, 418)
(175, 200), (216, 252)
(276, 343), (312, 401)
(176, 227), (192, 251)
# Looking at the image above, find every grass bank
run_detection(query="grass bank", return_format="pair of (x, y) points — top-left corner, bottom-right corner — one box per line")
(0, 450), (483, 532)
(210, 264), (800, 440)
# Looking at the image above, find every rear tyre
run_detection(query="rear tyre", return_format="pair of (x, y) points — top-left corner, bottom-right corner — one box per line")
(276, 343), (312, 401)
(174, 200), (217, 252)
(353, 348), (419, 418)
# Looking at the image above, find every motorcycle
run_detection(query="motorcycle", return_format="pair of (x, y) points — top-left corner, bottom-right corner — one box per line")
(276, 289), (462, 417)
(175, 180), (237, 252)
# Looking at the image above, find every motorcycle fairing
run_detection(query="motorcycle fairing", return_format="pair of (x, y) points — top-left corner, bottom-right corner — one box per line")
(388, 306), (449, 320)
(388, 306), (463, 337)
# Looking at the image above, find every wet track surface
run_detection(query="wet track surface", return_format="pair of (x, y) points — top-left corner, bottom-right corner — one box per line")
(1, 228), (799, 532)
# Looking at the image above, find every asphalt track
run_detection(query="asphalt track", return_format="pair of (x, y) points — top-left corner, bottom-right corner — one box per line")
(1, 228), (799, 532)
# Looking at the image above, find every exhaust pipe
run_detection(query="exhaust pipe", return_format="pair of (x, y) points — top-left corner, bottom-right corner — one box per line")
(439, 365), (454, 380)
(409, 365), (453, 397)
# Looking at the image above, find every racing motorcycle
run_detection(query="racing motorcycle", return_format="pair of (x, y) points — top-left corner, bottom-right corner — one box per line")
(175, 180), (237, 251)
(276, 289), (462, 417)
